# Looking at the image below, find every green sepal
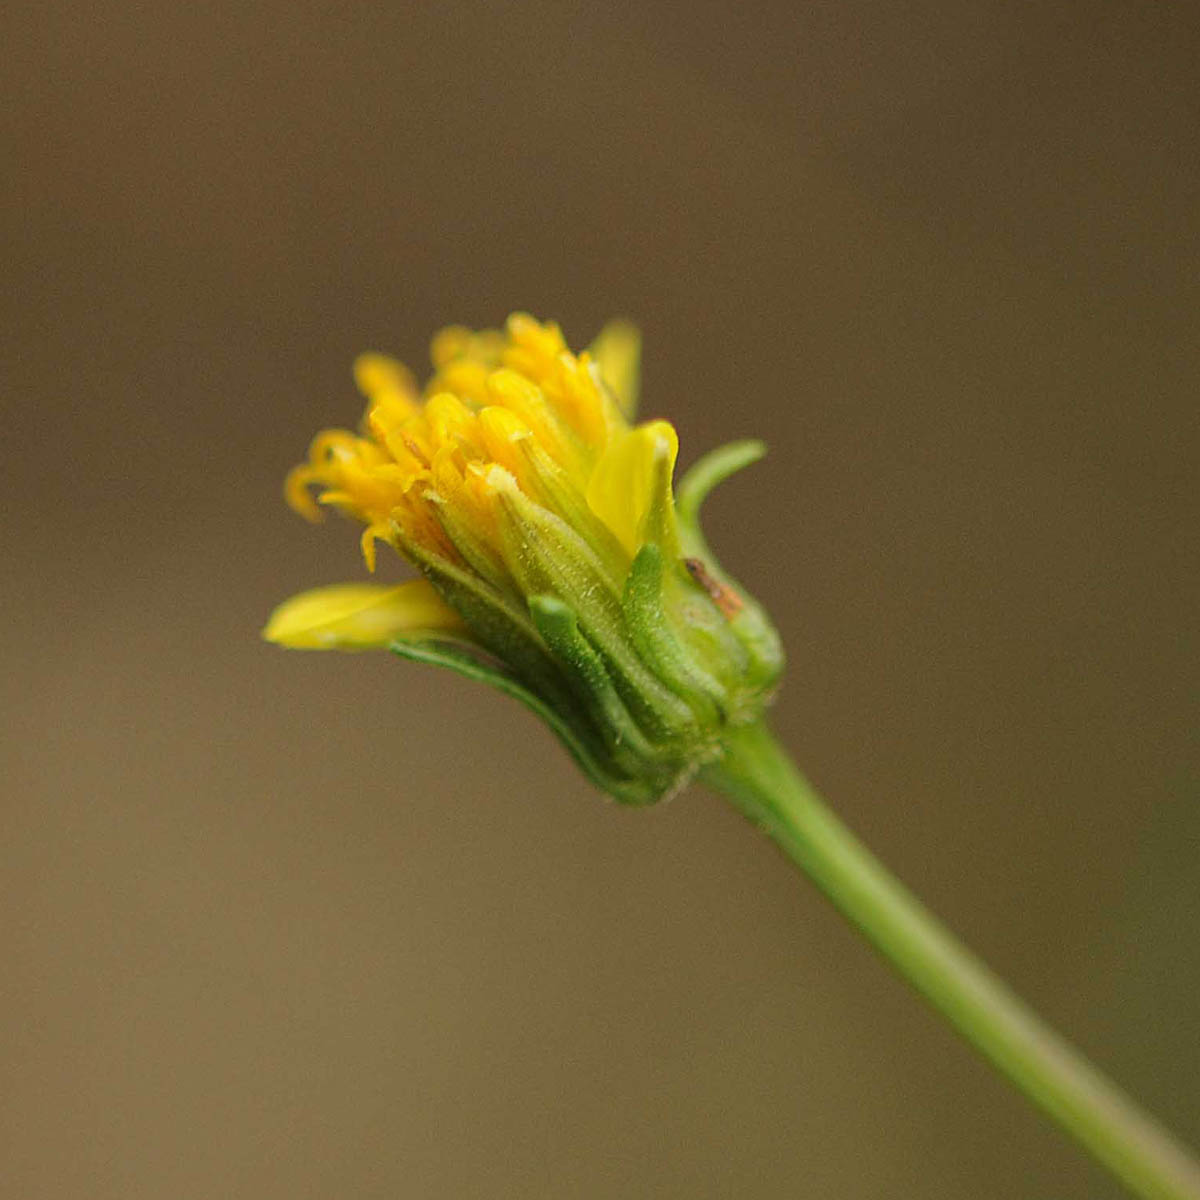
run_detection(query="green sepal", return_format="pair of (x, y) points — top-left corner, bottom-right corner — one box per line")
(388, 638), (657, 806)
(622, 544), (725, 722)
(675, 438), (766, 558)
(726, 599), (785, 693)
(527, 594), (666, 774)
(398, 536), (574, 710)
(490, 473), (698, 742)
(673, 439), (784, 692)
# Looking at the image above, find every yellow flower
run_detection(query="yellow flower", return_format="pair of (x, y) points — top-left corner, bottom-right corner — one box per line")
(282, 313), (657, 576)
(266, 313), (782, 803)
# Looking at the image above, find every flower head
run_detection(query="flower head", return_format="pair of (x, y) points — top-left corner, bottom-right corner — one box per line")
(265, 313), (782, 803)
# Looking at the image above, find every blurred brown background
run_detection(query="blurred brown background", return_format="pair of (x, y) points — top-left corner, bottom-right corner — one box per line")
(4, 2), (1198, 1197)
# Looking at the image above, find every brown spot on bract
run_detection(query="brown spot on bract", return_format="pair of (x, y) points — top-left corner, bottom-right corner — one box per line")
(684, 557), (744, 618)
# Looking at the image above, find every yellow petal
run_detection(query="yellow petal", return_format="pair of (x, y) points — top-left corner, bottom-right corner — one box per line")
(585, 419), (678, 556)
(262, 580), (468, 650)
(587, 318), (641, 417)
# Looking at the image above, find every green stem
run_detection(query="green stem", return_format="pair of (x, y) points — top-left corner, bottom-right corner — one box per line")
(701, 720), (1200, 1200)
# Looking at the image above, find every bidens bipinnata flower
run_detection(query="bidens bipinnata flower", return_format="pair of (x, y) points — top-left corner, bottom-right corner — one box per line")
(264, 314), (783, 803)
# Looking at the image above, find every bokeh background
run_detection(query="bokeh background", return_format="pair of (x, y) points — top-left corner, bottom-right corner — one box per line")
(4, 3), (1198, 1197)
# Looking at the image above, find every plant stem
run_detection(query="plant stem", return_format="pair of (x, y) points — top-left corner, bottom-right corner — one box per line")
(701, 719), (1200, 1200)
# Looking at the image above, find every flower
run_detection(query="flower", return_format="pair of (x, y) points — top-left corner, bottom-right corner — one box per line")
(264, 313), (783, 803)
